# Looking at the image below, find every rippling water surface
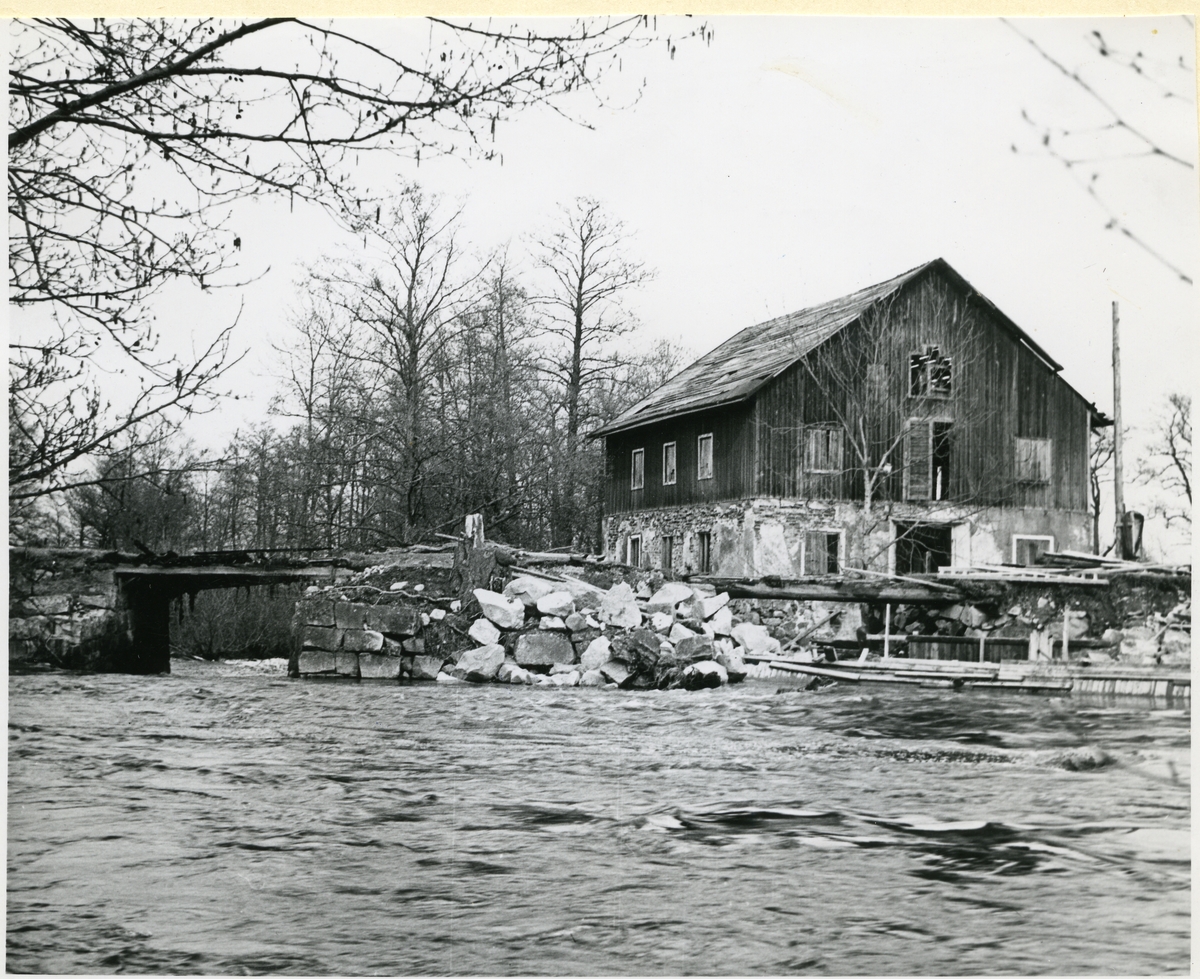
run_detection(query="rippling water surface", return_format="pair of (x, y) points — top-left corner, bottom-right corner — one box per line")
(8, 660), (1190, 975)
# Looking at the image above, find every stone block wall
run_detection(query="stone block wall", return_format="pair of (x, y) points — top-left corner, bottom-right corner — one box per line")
(292, 589), (472, 680)
(9, 548), (135, 671)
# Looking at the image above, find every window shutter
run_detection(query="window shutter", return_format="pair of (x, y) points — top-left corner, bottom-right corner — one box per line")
(905, 420), (932, 500)
(804, 426), (843, 473)
(1015, 437), (1052, 484)
(804, 531), (827, 574)
(803, 428), (819, 471)
(1035, 439), (1052, 482)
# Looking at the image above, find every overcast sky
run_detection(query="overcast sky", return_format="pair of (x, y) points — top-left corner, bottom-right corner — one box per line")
(18, 15), (1197, 556)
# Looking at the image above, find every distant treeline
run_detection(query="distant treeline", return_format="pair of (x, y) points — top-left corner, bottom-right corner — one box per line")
(17, 192), (686, 556)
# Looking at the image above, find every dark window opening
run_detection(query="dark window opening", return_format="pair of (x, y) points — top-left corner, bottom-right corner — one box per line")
(909, 345), (952, 398)
(932, 422), (953, 501)
(697, 531), (712, 574)
(629, 535), (641, 568)
(662, 536), (673, 571)
(894, 523), (952, 575)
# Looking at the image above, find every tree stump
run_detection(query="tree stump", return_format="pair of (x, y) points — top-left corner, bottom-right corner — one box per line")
(452, 514), (502, 606)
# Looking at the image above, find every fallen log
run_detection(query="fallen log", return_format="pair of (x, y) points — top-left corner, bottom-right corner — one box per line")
(716, 579), (962, 605)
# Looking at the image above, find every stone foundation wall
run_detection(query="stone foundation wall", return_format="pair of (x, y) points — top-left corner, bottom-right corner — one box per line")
(604, 500), (1091, 577)
(9, 548), (135, 671)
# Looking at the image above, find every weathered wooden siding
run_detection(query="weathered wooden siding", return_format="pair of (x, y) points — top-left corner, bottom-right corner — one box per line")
(752, 267), (1091, 510)
(603, 405), (754, 513)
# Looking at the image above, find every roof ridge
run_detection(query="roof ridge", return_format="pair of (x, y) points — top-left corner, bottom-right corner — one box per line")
(591, 259), (939, 438)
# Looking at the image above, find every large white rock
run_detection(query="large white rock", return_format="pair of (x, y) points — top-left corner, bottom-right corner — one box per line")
(599, 582), (642, 629)
(551, 671), (581, 686)
(731, 621), (780, 655)
(503, 576), (558, 608)
(497, 660), (534, 685)
(580, 636), (612, 672)
(435, 671), (466, 684)
(702, 592), (730, 619)
(714, 647), (748, 683)
(599, 659), (631, 685)
(468, 617), (502, 646)
(651, 611), (675, 633)
(669, 622), (698, 644)
(647, 581), (695, 613)
(708, 606), (734, 637)
(451, 643), (506, 682)
(536, 591), (576, 618)
(579, 669), (606, 687)
(682, 659), (728, 689)
(557, 575), (609, 609)
(474, 588), (526, 630)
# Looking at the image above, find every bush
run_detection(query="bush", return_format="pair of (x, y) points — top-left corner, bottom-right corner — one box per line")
(171, 586), (302, 660)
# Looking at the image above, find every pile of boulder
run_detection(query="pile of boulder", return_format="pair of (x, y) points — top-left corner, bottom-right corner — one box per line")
(454, 575), (754, 689)
(294, 572), (762, 690)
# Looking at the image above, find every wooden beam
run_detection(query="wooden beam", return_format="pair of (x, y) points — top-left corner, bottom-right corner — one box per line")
(718, 580), (960, 605)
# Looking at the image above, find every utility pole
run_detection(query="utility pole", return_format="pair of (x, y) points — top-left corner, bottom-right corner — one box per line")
(1112, 301), (1125, 553)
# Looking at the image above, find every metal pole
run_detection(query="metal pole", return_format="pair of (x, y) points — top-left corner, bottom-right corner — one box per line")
(1112, 301), (1125, 551)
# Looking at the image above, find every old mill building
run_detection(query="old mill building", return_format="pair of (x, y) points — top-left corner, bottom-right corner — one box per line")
(591, 258), (1111, 578)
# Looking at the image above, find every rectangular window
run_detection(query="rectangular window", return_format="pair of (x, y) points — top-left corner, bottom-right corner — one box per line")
(1012, 535), (1054, 567)
(804, 531), (841, 575)
(803, 425), (844, 473)
(662, 535), (673, 571)
(697, 434), (714, 481)
(1015, 437), (1052, 484)
(696, 531), (712, 574)
(628, 535), (641, 568)
(932, 422), (953, 501)
(631, 448), (644, 491)
(909, 346), (952, 398)
(894, 522), (953, 575)
(662, 442), (677, 485)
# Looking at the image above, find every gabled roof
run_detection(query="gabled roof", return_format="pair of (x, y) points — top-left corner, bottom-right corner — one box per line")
(591, 257), (1103, 438)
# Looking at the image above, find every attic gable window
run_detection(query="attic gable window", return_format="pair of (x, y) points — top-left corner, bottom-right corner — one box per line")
(909, 345), (952, 398)
(662, 442), (677, 485)
(697, 434), (714, 480)
(631, 448), (645, 491)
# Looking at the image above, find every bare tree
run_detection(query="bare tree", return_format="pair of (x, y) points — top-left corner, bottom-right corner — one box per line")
(1089, 425), (1115, 553)
(530, 197), (653, 545)
(316, 187), (482, 543)
(8, 16), (705, 508)
(1005, 19), (1195, 284)
(1138, 392), (1192, 529)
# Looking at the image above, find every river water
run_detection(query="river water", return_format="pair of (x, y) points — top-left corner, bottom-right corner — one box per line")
(7, 660), (1190, 975)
